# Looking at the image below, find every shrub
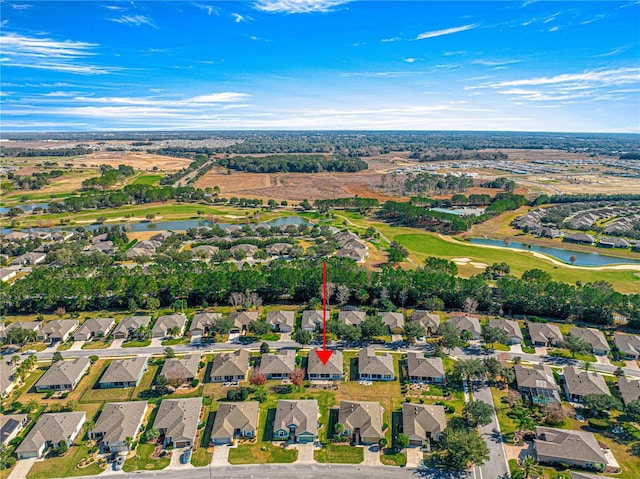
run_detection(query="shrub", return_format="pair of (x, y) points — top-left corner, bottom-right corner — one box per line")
(88, 355), (99, 363)
(588, 418), (609, 430)
(191, 379), (200, 387)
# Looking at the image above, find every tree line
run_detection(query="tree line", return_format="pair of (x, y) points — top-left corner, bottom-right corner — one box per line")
(217, 154), (368, 173)
(82, 164), (135, 190)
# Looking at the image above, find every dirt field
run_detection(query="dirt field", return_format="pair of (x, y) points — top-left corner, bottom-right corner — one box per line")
(68, 151), (192, 172)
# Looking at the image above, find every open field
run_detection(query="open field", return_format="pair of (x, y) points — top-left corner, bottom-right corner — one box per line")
(71, 151), (192, 172)
(2, 170), (96, 203)
(132, 174), (163, 186)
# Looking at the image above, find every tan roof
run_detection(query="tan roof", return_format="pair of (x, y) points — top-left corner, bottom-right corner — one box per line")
(448, 315), (481, 336)
(191, 245), (219, 256)
(230, 244), (258, 255)
(266, 243), (292, 255)
(74, 318), (115, 339)
(618, 377), (640, 406)
(153, 397), (203, 444)
(160, 354), (200, 382)
(112, 316), (151, 336)
(267, 311), (295, 330)
(489, 319), (523, 340)
(358, 346), (394, 376)
(301, 310), (323, 330)
(571, 327), (610, 352)
(39, 320), (78, 340)
(190, 312), (222, 333)
(406, 353), (444, 379)
(381, 312), (404, 330)
(0, 360), (16, 395)
(402, 403), (446, 441)
(534, 426), (606, 464)
(527, 322), (563, 344)
(515, 364), (559, 391)
(211, 402), (259, 439)
(91, 401), (147, 446)
(273, 400), (318, 437)
(152, 314), (187, 336)
(338, 310), (366, 326)
(410, 311), (440, 330)
(307, 349), (343, 376)
(338, 401), (383, 440)
(260, 350), (296, 376)
(230, 311), (259, 329)
(563, 366), (610, 397)
(210, 349), (250, 378)
(36, 357), (90, 389)
(16, 412), (86, 455)
(99, 357), (147, 385)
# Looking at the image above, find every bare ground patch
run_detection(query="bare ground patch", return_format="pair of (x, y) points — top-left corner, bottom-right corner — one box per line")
(69, 151), (192, 172)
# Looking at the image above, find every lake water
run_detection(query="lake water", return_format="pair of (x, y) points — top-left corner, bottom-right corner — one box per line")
(0, 203), (50, 214)
(468, 237), (640, 267)
(0, 216), (310, 236)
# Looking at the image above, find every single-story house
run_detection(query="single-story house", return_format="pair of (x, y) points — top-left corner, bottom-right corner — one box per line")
(260, 350), (296, 380)
(570, 327), (611, 356)
(358, 346), (394, 381)
(37, 320), (79, 344)
(153, 397), (203, 448)
(410, 311), (441, 335)
(1, 414), (28, 446)
(534, 426), (613, 472)
(381, 312), (405, 334)
(307, 349), (343, 380)
(406, 352), (445, 384)
(190, 312), (222, 338)
(210, 349), (250, 383)
(90, 401), (147, 453)
(160, 354), (200, 386)
(515, 364), (560, 405)
(613, 333), (640, 359)
(563, 366), (610, 403)
(338, 310), (366, 327)
(11, 252), (46, 266)
(73, 318), (115, 342)
(599, 237), (630, 249)
(15, 412), (86, 459)
(151, 313), (187, 339)
(617, 377), (640, 406)
(402, 403), (447, 445)
(266, 243), (292, 256)
(267, 311), (295, 333)
(527, 322), (564, 347)
(448, 315), (481, 339)
(191, 245), (220, 258)
(564, 233), (595, 245)
(338, 400), (383, 445)
(0, 267), (20, 282)
(230, 311), (259, 333)
(35, 357), (91, 392)
(488, 319), (523, 344)
(98, 357), (148, 388)
(336, 248), (368, 262)
(230, 244), (258, 257)
(273, 399), (318, 443)
(0, 321), (41, 342)
(210, 401), (259, 445)
(0, 360), (17, 399)
(112, 316), (151, 340)
(301, 310), (323, 332)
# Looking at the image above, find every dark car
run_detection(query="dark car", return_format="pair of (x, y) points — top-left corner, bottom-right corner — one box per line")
(114, 455), (125, 471)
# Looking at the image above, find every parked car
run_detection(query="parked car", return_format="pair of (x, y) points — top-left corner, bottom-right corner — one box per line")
(114, 455), (125, 471)
(180, 449), (191, 464)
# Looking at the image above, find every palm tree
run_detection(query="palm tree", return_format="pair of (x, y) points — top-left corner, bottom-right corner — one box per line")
(583, 361), (593, 372)
(511, 407), (534, 445)
(517, 456), (543, 479)
(27, 399), (40, 413)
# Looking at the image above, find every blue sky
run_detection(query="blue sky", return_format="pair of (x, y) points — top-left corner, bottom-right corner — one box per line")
(1, 1), (639, 132)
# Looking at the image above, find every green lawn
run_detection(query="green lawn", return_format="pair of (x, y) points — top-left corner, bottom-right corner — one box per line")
(314, 444), (364, 464)
(260, 333), (280, 341)
(381, 450), (407, 467)
(160, 337), (189, 346)
(123, 443), (169, 472)
(227, 443), (297, 464)
(191, 447), (212, 467)
(122, 340), (151, 348)
(132, 175), (163, 186)
(81, 340), (112, 350)
(57, 341), (73, 351)
(27, 443), (105, 479)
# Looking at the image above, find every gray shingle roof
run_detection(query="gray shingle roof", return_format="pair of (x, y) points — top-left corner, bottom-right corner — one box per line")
(99, 357), (147, 385)
(39, 320), (78, 340)
(211, 402), (259, 440)
(91, 401), (147, 446)
(402, 403), (446, 442)
(613, 333), (640, 357)
(407, 353), (445, 379)
(160, 354), (200, 383)
(74, 318), (115, 340)
(190, 312), (222, 333)
(381, 312), (404, 331)
(273, 400), (318, 437)
(410, 311), (440, 331)
(230, 311), (259, 329)
(210, 349), (250, 379)
(534, 426), (606, 464)
(153, 397), (203, 444)
(489, 319), (523, 340)
(338, 310), (366, 326)
(338, 401), (383, 440)
(0, 360), (16, 396)
(307, 349), (343, 376)
(112, 316), (151, 336)
(527, 322), (563, 345)
(35, 357), (91, 390)
(267, 311), (295, 330)
(515, 364), (559, 391)
(16, 412), (86, 456)
(571, 327), (610, 352)
(563, 366), (610, 398)
(260, 350), (296, 376)
(358, 347), (394, 377)
(1, 414), (27, 445)
(618, 377), (640, 406)
(301, 310), (323, 330)
(448, 315), (481, 336)
(152, 314), (187, 337)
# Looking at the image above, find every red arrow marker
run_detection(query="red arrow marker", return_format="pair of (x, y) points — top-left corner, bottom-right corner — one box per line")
(316, 261), (333, 365)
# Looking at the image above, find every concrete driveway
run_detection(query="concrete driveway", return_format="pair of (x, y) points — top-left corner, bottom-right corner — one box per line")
(211, 445), (230, 466)
(68, 341), (85, 351)
(404, 447), (423, 468)
(291, 443), (315, 464)
(150, 338), (163, 348)
(7, 458), (37, 479)
(110, 338), (125, 348)
(361, 445), (380, 466)
(595, 355), (612, 366)
(166, 448), (194, 470)
(509, 344), (524, 354)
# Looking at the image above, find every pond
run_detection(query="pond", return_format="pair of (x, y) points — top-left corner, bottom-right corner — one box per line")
(468, 237), (640, 267)
(0, 203), (50, 214)
(0, 216), (311, 236)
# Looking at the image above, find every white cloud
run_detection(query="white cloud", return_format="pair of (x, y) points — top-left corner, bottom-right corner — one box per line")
(253, 0), (350, 14)
(109, 15), (158, 29)
(416, 24), (478, 40)
(404, 58), (416, 63)
(11, 4), (32, 10)
(473, 59), (521, 67)
(193, 3), (217, 15)
(232, 13), (247, 23)
(487, 68), (640, 88)
(381, 37), (400, 43)
(549, 26), (560, 32)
